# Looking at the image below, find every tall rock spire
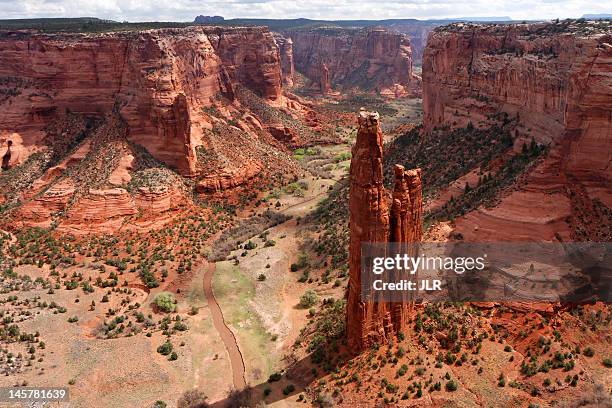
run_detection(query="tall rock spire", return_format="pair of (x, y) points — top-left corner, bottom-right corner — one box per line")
(320, 63), (331, 94)
(346, 109), (423, 351)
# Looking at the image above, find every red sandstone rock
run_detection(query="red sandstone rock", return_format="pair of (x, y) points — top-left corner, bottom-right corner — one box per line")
(346, 110), (423, 350)
(422, 22), (612, 240)
(319, 63), (332, 95)
(266, 124), (300, 145)
(17, 180), (76, 227)
(281, 27), (418, 94)
(274, 34), (295, 88)
(386, 22), (437, 64)
(0, 26), (283, 176)
(196, 160), (263, 193)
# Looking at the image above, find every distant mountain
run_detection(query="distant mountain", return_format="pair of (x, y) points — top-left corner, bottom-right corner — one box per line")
(194, 15), (225, 24)
(432, 16), (512, 22)
(582, 14), (612, 19)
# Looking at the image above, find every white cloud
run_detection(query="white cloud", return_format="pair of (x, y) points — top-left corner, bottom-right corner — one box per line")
(1, 0), (609, 21)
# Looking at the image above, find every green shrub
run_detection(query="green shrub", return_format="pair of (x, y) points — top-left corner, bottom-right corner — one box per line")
(157, 341), (173, 356)
(299, 290), (318, 308)
(268, 372), (282, 382)
(154, 292), (176, 313)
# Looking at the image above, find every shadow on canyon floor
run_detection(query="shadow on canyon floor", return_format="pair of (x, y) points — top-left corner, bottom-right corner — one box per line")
(208, 351), (351, 407)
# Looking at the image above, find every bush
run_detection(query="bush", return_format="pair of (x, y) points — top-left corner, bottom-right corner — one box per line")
(299, 290), (318, 308)
(268, 372), (282, 382)
(177, 390), (208, 408)
(584, 347), (595, 357)
(282, 384), (295, 395)
(157, 341), (173, 356)
(154, 292), (176, 313)
(603, 358), (612, 368)
(445, 380), (458, 391)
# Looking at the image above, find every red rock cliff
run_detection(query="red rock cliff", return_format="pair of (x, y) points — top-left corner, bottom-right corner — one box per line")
(274, 34), (295, 88)
(280, 27), (417, 94)
(0, 26), (283, 176)
(347, 110), (423, 350)
(422, 21), (611, 240)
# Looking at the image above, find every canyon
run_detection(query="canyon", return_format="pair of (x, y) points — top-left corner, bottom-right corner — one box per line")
(0, 16), (610, 408)
(0, 26), (321, 232)
(277, 27), (420, 96)
(0, 26), (284, 175)
(422, 20), (612, 241)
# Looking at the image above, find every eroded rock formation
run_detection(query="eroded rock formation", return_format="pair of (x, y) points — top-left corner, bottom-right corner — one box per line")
(1, 140), (11, 170)
(274, 34), (295, 88)
(280, 27), (419, 95)
(0, 26), (283, 176)
(347, 110), (423, 350)
(0, 26), (324, 231)
(319, 63), (331, 94)
(422, 21), (612, 240)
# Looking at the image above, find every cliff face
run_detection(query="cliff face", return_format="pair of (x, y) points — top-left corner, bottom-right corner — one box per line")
(422, 21), (612, 240)
(280, 27), (418, 95)
(0, 26), (324, 233)
(346, 110), (423, 350)
(273, 34), (295, 88)
(0, 26), (283, 176)
(387, 22), (437, 63)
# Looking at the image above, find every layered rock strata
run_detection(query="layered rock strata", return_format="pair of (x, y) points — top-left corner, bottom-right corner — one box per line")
(320, 63), (331, 95)
(0, 26), (283, 176)
(346, 110), (423, 350)
(422, 21), (612, 240)
(274, 34), (295, 88)
(281, 27), (418, 94)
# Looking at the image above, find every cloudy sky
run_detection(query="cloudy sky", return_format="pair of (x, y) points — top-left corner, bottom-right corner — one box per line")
(1, 0), (610, 22)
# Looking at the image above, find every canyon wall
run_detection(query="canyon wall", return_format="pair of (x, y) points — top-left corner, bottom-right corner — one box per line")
(346, 110), (423, 350)
(0, 26), (283, 176)
(280, 27), (418, 95)
(422, 21), (611, 240)
(387, 22), (437, 63)
(273, 34), (295, 88)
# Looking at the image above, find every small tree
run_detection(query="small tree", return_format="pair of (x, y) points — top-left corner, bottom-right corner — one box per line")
(177, 390), (208, 408)
(299, 290), (318, 308)
(154, 292), (176, 313)
(445, 380), (458, 391)
(157, 340), (173, 356)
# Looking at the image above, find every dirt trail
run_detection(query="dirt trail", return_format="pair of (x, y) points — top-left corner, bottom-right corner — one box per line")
(203, 262), (247, 390)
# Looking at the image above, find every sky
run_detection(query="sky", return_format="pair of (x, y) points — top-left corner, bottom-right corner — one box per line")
(1, 0), (610, 22)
